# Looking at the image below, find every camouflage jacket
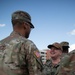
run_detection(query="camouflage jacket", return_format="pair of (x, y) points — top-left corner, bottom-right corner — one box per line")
(0, 31), (43, 75)
(56, 50), (75, 75)
(42, 59), (60, 75)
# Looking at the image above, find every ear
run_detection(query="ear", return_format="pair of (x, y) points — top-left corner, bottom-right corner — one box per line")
(23, 23), (28, 29)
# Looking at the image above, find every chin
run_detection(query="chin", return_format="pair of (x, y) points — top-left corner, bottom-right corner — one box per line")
(26, 35), (29, 38)
(24, 34), (29, 38)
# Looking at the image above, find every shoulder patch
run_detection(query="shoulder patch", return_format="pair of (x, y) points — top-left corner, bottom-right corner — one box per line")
(34, 51), (40, 58)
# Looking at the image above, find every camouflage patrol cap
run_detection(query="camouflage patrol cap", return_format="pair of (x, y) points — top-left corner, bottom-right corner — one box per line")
(12, 10), (34, 28)
(48, 42), (62, 50)
(60, 41), (69, 48)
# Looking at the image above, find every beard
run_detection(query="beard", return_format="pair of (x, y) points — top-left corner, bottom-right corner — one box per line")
(25, 31), (30, 38)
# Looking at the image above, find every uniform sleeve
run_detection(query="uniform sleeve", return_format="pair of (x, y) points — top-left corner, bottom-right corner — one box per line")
(25, 40), (42, 75)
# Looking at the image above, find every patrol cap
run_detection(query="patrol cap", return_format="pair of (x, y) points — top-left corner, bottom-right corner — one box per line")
(48, 42), (62, 50)
(60, 41), (69, 48)
(12, 10), (34, 28)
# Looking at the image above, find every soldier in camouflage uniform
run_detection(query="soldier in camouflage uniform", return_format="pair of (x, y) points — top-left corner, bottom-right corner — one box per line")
(0, 10), (43, 75)
(60, 41), (69, 54)
(42, 42), (63, 75)
(60, 41), (70, 59)
(55, 50), (75, 75)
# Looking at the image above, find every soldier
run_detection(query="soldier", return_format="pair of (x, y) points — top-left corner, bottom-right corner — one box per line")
(42, 42), (63, 75)
(0, 10), (43, 75)
(56, 49), (75, 75)
(60, 41), (70, 58)
(60, 41), (69, 53)
(55, 43), (75, 75)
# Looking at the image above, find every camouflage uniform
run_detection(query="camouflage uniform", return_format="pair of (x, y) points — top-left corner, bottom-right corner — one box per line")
(56, 50), (75, 75)
(0, 31), (43, 75)
(42, 59), (60, 75)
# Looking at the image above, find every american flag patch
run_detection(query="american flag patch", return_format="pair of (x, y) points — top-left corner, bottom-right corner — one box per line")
(34, 51), (40, 58)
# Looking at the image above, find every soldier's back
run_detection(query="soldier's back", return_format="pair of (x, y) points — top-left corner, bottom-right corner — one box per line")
(0, 32), (29, 75)
(0, 31), (43, 75)
(56, 50), (75, 75)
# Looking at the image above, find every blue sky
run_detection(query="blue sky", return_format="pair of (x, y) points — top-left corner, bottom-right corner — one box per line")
(0, 0), (75, 51)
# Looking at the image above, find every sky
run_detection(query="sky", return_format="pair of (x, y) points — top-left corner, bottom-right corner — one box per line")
(0, 0), (75, 51)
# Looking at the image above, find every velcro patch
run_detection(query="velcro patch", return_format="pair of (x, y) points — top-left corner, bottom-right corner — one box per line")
(34, 51), (40, 58)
